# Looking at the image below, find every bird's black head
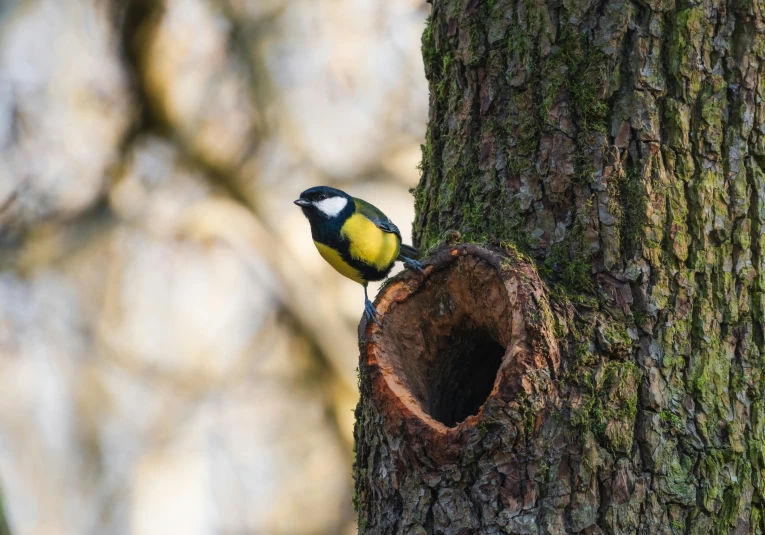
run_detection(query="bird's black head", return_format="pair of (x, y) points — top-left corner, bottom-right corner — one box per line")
(294, 186), (354, 223)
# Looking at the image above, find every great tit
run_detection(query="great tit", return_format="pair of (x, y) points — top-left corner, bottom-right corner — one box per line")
(294, 186), (422, 324)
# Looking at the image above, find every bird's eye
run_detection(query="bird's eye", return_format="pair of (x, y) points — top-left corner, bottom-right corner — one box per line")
(318, 193), (327, 200)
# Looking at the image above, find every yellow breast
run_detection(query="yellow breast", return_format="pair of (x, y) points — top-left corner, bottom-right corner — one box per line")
(314, 241), (366, 284)
(341, 214), (400, 270)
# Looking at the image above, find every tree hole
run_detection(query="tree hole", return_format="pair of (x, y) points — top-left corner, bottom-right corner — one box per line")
(366, 246), (560, 436)
(428, 328), (505, 427)
(371, 253), (520, 429)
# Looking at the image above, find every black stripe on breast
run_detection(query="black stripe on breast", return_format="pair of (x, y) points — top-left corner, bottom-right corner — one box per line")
(311, 217), (393, 282)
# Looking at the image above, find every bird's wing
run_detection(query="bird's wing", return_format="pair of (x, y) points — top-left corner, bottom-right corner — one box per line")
(353, 197), (401, 239)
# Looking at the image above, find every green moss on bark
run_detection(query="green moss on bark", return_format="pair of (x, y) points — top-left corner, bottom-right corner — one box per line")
(371, 0), (765, 531)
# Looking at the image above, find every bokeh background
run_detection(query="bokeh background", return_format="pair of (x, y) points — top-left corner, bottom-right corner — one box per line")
(0, 0), (429, 533)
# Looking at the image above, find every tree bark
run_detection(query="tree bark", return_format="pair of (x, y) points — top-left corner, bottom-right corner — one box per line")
(354, 0), (765, 533)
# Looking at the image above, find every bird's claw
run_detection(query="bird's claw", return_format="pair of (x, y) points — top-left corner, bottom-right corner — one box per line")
(364, 299), (381, 327)
(403, 257), (424, 274)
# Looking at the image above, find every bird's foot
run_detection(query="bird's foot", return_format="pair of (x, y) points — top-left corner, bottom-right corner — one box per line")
(402, 256), (424, 274)
(364, 299), (382, 327)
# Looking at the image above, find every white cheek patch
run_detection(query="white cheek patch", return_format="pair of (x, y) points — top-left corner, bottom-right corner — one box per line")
(314, 196), (348, 217)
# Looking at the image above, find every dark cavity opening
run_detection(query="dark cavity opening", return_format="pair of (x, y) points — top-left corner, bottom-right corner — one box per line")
(427, 328), (505, 427)
(375, 255), (514, 429)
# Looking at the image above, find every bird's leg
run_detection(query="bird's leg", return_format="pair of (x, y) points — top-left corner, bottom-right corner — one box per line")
(401, 256), (424, 274)
(364, 285), (381, 327)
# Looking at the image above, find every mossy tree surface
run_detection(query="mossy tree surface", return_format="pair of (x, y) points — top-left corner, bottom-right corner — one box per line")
(354, 0), (765, 533)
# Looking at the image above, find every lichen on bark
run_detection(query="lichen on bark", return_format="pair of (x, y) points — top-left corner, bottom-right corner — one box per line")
(355, 0), (765, 532)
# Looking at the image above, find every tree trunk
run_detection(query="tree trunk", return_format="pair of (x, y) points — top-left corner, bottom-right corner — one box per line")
(354, 0), (765, 533)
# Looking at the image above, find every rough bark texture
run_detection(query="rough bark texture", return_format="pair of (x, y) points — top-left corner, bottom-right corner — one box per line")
(354, 0), (765, 533)
(356, 245), (565, 534)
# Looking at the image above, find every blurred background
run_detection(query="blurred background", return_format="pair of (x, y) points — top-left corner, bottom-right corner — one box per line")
(0, 0), (429, 533)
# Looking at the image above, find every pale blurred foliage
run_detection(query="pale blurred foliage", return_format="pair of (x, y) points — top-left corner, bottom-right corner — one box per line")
(0, 0), (428, 533)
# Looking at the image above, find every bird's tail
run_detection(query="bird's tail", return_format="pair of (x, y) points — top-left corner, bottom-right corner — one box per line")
(398, 243), (420, 260)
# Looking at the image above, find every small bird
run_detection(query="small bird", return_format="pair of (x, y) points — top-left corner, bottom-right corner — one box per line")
(294, 186), (422, 325)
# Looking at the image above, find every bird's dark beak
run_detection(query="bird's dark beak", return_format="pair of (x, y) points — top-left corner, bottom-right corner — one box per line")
(294, 198), (311, 207)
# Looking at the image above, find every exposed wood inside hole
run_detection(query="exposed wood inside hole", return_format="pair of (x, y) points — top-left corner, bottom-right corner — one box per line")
(362, 246), (560, 433)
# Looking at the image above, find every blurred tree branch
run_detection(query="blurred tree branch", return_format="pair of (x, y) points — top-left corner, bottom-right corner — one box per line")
(0, 487), (11, 535)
